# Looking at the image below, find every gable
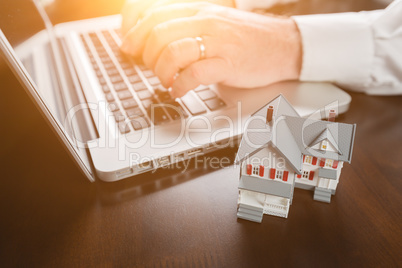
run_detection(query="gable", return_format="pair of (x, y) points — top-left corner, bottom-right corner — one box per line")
(308, 128), (342, 155)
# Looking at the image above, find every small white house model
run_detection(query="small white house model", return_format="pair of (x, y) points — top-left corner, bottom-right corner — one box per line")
(235, 95), (356, 223)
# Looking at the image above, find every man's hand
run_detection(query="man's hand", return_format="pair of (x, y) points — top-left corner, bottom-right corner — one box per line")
(121, 0), (235, 34)
(121, 3), (302, 98)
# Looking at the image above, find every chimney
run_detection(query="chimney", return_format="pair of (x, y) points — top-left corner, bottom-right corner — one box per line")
(266, 106), (274, 124)
(328, 109), (336, 122)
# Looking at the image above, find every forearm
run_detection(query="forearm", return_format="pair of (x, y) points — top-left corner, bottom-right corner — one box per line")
(236, 0), (402, 95)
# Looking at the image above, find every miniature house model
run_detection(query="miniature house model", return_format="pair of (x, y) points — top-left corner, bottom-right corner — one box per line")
(235, 95), (356, 223)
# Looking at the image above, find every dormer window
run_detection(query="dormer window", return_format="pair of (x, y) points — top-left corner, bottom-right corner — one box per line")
(320, 140), (328, 151)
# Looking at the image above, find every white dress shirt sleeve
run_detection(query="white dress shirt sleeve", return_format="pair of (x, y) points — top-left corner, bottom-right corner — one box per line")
(293, 0), (402, 95)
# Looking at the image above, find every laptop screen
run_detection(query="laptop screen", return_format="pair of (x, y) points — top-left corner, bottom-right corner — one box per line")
(1, 0), (47, 80)
(0, 0), (95, 181)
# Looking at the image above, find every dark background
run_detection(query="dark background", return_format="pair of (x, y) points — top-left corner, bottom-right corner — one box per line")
(0, 0), (401, 267)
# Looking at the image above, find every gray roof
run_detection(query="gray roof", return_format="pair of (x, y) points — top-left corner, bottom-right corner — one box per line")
(235, 95), (300, 164)
(236, 95), (356, 173)
(272, 117), (303, 173)
(283, 116), (356, 163)
(239, 175), (293, 199)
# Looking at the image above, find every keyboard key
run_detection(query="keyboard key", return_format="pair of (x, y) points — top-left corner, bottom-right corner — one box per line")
(121, 62), (133, 69)
(181, 93), (206, 115)
(109, 75), (123, 83)
(147, 105), (169, 125)
(98, 77), (107, 85)
(131, 82), (148, 92)
(118, 122), (131, 134)
(113, 111), (125, 122)
(155, 88), (173, 102)
(95, 70), (103, 77)
(117, 90), (132, 100)
(101, 85), (110, 93)
(130, 116), (150, 130)
(164, 102), (188, 120)
(197, 89), (217, 101)
(126, 107), (144, 118)
(137, 90), (152, 100)
(122, 99), (138, 109)
(141, 98), (158, 109)
(124, 68), (137, 76)
(107, 68), (119, 76)
(127, 74), (141, 84)
(142, 70), (154, 77)
(105, 93), (114, 102)
(204, 98), (226, 111)
(147, 76), (160, 86)
(109, 103), (119, 112)
(194, 86), (208, 92)
(112, 82), (128, 91)
(103, 62), (115, 70)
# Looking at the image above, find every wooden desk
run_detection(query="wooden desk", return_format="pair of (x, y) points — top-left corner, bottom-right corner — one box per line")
(0, 0), (401, 267)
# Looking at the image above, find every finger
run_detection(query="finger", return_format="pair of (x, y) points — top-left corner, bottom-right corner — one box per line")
(154, 37), (210, 88)
(143, 17), (215, 69)
(121, 3), (200, 56)
(120, 0), (152, 35)
(171, 58), (230, 98)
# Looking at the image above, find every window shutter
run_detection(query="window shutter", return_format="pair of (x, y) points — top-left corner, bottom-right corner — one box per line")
(303, 155), (305, 162)
(297, 174), (301, 178)
(283, 171), (289, 181)
(319, 159), (325, 167)
(270, 168), (276, 179)
(246, 164), (252, 175)
(259, 166), (264, 177)
(333, 161), (339, 169)
(309, 171), (315, 181)
(312, 157), (317, 165)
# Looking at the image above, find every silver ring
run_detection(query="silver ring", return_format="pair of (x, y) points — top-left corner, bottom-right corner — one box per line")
(195, 36), (206, 60)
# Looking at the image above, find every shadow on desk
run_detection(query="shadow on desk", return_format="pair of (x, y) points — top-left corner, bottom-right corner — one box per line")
(96, 147), (239, 206)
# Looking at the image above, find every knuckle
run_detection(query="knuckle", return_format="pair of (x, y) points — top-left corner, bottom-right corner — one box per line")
(166, 42), (183, 63)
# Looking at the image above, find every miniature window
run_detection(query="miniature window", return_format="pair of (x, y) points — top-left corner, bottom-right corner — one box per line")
(320, 140), (328, 151)
(276, 170), (283, 179)
(302, 171), (309, 179)
(304, 155), (312, 164)
(325, 159), (334, 168)
(252, 166), (260, 176)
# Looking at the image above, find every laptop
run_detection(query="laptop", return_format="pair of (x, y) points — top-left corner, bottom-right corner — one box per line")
(0, 0), (352, 182)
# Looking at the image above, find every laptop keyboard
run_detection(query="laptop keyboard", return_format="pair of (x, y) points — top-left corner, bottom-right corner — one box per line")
(79, 29), (226, 134)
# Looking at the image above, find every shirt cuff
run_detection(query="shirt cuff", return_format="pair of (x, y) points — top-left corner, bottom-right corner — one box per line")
(292, 13), (373, 87)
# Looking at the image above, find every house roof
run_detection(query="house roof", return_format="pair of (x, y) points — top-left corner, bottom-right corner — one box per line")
(236, 95), (356, 173)
(235, 95), (300, 164)
(283, 116), (355, 163)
